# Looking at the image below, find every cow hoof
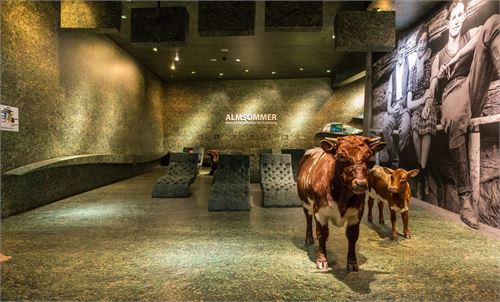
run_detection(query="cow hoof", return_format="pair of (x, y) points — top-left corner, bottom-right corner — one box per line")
(316, 259), (329, 271)
(347, 262), (359, 272)
(305, 237), (314, 245)
(404, 233), (411, 239)
(391, 235), (398, 241)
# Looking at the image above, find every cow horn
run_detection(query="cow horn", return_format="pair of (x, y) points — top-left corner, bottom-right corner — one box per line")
(367, 136), (382, 144)
(324, 137), (338, 142)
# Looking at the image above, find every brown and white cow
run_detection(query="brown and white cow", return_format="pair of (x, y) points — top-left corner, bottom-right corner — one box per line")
(297, 136), (386, 272)
(366, 165), (419, 241)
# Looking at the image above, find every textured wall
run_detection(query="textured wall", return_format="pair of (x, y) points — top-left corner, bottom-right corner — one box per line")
(0, 1), (164, 173)
(1, 1), (165, 217)
(334, 11), (395, 52)
(163, 78), (365, 153)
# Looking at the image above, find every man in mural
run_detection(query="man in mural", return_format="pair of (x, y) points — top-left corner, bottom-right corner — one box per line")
(422, 0), (499, 228)
(383, 38), (411, 168)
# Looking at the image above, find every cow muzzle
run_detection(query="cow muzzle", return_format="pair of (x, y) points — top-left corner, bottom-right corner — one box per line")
(352, 179), (368, 194)
(388, 186), (399, 193)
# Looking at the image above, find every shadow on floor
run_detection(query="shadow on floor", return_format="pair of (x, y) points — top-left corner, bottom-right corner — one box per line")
(291, 236), (383, 294)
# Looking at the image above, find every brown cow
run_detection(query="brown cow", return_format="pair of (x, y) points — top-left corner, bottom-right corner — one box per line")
(366, 165), (419, 241)
(297, 135), (386, 272)
(206, 150), (219, 175)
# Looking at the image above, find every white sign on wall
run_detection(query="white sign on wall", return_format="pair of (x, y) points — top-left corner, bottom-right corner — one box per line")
(1, 105), (19, 132)
(225, 113), (278, 125)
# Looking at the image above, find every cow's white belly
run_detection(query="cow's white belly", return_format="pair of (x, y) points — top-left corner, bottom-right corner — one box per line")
(365, 188), (408, 213)
(310, 202), (360, 227)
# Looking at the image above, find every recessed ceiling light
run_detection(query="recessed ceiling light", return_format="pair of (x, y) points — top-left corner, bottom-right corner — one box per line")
(245, 69), (249, 72)
(271, 71), (276, 75)
(221, 48), (229, 52)
(299, 68), (303, 71)
(121, 15), (127, 19)
(332, 34), (335, 39)
(175, 53), (179, 61)
(219, 73), (224, 76)
(153, 47), (158, 52)
(191, 71), (196, 74)
(170, 63), (175, 70)
(327, 69), (331, 73)
(211, 58), (217, 62)
(236, 58), (241, 62)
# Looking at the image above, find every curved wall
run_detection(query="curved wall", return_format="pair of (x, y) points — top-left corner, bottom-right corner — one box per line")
(0, 1), (165, 216)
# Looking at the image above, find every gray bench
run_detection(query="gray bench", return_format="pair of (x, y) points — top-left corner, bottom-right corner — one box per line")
(208, 154), (250, 211)
(152, 152), (199, 198)
(260, 154), (302, 207)
(281, 149), (305, 181)
(249, 148), (273, 183)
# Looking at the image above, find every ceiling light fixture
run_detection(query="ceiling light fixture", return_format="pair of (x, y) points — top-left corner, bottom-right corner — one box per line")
(121, 15), (127, 19)
(170, 63), (175, 70)
(236, 58), (240, 62)
(271, 71), (276, 75)
(245, 69), (249, 72)
(174, 53), (179, 62)
(299, 68), (303, 71)
(375, 8), (382, 12)
(221, 48), (229, 52)
(219, 73), (224, 76)
(211, 58), (217, 62)
(153, 47), (158, 52)
(327, 69), (331, 73)
(191, 71), (196, 74)
(332, 34), (335, 39)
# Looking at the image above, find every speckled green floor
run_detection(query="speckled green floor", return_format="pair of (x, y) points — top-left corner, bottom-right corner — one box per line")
(1, 167), (499, 301)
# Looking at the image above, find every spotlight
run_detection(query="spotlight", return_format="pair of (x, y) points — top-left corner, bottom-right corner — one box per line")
(327, 69), (331, 73)
(219, 73), (224, 76)
(299, 68), (303, 71)
(245, 69), (249, 72)
(271, 71), (276, 75)
(153, 47), (158, 52)
(236, 59), (241, 62)
(332, 34), (335, 39)
(175, 53), (179, 61)
(121, 15), (127, 19)
(170, 63), (175, 70)
(191, 71), (196, 74)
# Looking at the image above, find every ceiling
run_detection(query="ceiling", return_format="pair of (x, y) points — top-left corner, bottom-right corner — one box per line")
(108, 1), (440, 84)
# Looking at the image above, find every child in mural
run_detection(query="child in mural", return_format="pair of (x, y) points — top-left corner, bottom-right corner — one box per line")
(383, 38), (412, 168)
(422, 0), (500, 228)
(407, 25), (437, 199)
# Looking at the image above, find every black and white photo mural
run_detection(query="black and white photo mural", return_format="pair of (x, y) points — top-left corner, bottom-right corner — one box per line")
(372, 0), (499, 229)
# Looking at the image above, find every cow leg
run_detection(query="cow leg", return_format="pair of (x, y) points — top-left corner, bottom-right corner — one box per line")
(390, 209), (398, 241)
(303, 207), (314, 245)
(378, 201), (385, 225)
(401, 211), (411, 239)
(367, 196), (374, 223)
(346, 222), (360, 272)
(315, 219), (329, 270)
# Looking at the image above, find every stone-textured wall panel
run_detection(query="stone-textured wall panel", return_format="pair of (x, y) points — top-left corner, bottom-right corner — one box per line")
(163, 78), (365, 153)
(60, 0), (122, 33)
(335, 11), (395, 52)
(1, 1), (164, 172)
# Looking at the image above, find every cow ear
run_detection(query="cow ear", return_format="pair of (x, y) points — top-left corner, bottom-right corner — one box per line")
(370, 142), (387, 153)
(320, 139), (338, 153)
(382, 166), (394, 174)
(407, 169), (419, 178)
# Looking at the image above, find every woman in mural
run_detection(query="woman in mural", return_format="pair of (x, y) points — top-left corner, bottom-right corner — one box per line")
(407, 25), (437, 199)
